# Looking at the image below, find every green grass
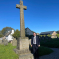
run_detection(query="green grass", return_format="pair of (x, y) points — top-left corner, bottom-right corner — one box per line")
(0, 43), (19, 59)
(40, 38), (59, 48)
(0, 40), (55, 58)
(29, 45), (54, 56)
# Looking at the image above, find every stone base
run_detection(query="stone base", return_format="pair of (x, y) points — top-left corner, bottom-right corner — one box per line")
(13, 48), (31, 55)
(17, 37), (29, 50)
(19, 53), (34, 59)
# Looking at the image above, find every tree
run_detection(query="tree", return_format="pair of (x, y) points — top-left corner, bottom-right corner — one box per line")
(56, 34), (59, 38)
(0, 30), (2, 34)
(1, 27), (14, 36)
(56, 31), (59, 34)
(47, 34), (51, 37)
(39, 35), (43, 37)
(0, 30), (4, 38)
(12, 29), (20, 39)
(42, 35), (46, 37)
(0, 34), (4, 38)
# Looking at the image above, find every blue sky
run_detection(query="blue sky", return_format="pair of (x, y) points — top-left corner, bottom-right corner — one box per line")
(0, 0), (59, 33)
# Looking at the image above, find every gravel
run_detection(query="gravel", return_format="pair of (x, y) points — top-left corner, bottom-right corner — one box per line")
(39, 48), (59, 59)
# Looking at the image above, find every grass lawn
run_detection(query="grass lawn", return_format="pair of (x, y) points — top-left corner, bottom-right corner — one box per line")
(0, 42), (54, 59)
(0, 43), (19, 59)
(40, 38), (59, 48)
(29, 45), (54, 56)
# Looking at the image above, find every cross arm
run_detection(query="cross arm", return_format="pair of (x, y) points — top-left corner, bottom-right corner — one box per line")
(23, 6), (27, 10)
(16, 4), (21, 9)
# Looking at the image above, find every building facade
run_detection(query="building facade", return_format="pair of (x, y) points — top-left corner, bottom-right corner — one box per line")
(40, 31), (57, 38)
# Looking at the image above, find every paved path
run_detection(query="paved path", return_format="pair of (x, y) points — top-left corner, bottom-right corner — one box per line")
(39, 48), (59, 59)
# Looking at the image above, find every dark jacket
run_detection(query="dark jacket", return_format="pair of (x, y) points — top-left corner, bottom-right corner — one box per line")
(31, 35), (40, 46)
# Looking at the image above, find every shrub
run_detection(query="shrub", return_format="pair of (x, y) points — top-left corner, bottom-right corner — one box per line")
(25, 35), (33, 39)
(0, 34), (4, 38)
(29, 44), (54, 56)
(40, 38), (59, 48)
(12, 29), (20, 39)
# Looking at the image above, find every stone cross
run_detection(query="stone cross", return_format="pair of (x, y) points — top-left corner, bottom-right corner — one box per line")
(16, 0), (27, 37)
(14, 1), (34, 59)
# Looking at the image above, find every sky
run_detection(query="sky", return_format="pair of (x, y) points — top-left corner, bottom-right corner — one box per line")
(0, 0), (59, 33)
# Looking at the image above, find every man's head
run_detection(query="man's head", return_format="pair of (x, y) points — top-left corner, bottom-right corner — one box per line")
(33, 32), (36, 36)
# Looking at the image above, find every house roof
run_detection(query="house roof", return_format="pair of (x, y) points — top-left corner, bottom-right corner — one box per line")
(25, 27), (36, 33)
(40, 31), (55, 35)
(5, 31), (11, 37)
(25, 27), (33, 33)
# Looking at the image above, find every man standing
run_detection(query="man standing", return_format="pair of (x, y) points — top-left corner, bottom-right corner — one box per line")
(31, 32), (40, 59)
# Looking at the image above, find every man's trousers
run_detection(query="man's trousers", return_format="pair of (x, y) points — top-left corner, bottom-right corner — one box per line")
(32, 44), (39, 59)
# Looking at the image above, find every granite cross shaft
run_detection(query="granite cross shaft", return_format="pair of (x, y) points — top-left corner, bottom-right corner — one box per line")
(16, 0), (27, 37)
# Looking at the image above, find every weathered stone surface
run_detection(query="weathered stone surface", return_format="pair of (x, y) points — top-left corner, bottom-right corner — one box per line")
(15, 0), (34, 59)
(12, 38), (17, 46)
(19, 53), (34, 59)
(13, 48), (30, 55)
(37, 33), (39, 35)
(2, 39), (8, 45)
(0, 40), (2, 44)
(51, 35), (57, 38)
(9, 40), (13, 44)
(13, 37), (31, 55)
(29, 39), (31, 45)
(17, 37), (29, 50)
(16, 1), (27, 37)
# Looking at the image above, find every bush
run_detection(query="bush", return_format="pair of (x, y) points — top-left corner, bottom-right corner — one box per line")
(38, 46), (54, 56)
(0, 34), (4, 38)
(56, 34), (59, 38)
(29, 44), (53, 56)
(12, 29), (20, 39)
(40, 38), (59, 48)
(1, 27), (14, 36)
(25, 35), (33, 39)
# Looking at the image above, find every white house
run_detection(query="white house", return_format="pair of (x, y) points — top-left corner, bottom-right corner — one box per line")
(0, 38), (2, 40)
(5, 29), (14, 42)
(0, 27), (36, 42)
